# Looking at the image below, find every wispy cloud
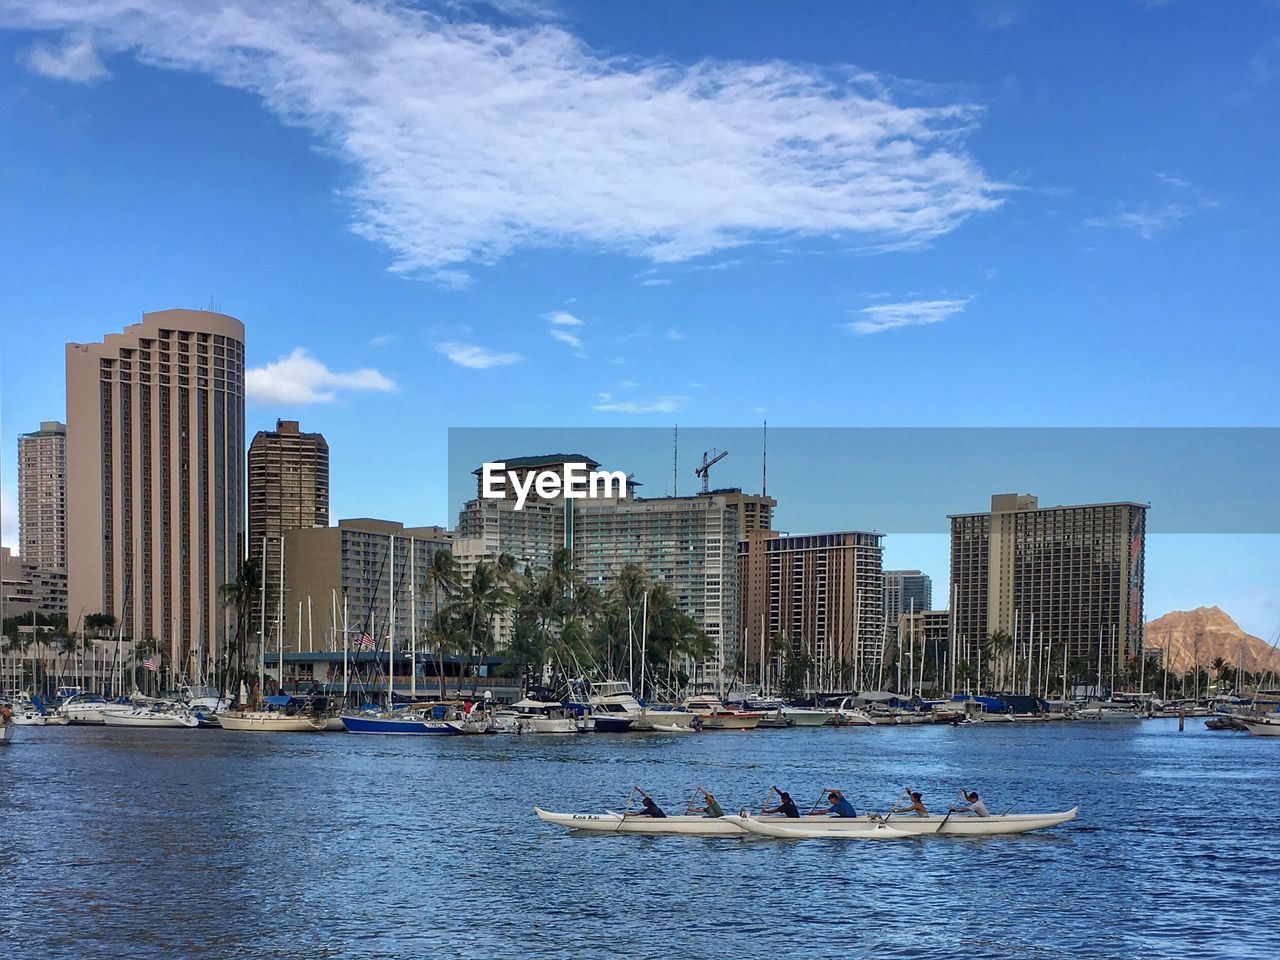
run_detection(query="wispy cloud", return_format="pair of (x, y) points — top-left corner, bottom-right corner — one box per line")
(847, 298), (968, 335)
(665, 328), (685, 341)
(546, 311), (583, 326)
(436, 341), (523, 369)
(549, 328), (584, 351)
(369, 333), (396, 347)
(1156, 172), (1191, 189)
(593, 393), (687, 414)
(640, 277), (672, 287)
(4, 1), (1002, 285)
(246, 347), (396, 403)
(1084, 202), (1203, 239)
(24, 35), (108, 82)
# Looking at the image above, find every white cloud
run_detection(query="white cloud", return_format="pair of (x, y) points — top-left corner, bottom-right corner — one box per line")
(1156, 172), (1191, 189)
(847, 298), (968, 335)
(246, 347), (396, 403)
(436, 341), (523, 369)
(640, 277), (672, 286)
(2, 1), (1002, 284)
(593, 393), (687, 414)
(664, 328), (685, 341)
(24, 35), (108, 82)
(1, 485), (17, 552)
(546, 311), (583, 326)
(369, 333), (396, 347)
(549, 328), (583, 351)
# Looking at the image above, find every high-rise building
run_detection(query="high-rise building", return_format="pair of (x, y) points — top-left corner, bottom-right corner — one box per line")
(883, 570), (933, 631)
(949, 493), (1147, 675)
(248, 419), (329, 635)
(284, 519), (451, 652)
(66, 308), (246, 678)
(457, 454), (763, 678)
(738, 529), (884, 691)
(895, 608), (951, 692)
(18, 421), (68, 575)
(1, 546), (68, 620)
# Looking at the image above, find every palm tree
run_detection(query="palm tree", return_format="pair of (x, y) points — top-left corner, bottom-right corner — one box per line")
(457, 561), (507, 692)
(219, 556), (262, 706)
(426, 548), (459, 698)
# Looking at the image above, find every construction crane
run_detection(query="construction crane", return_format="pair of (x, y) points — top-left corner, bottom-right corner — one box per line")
(695, 448), (727, 494)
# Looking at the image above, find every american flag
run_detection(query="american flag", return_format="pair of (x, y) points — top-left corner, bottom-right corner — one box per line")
(143, 653), (159, 672)
(353, 631), (375, 650)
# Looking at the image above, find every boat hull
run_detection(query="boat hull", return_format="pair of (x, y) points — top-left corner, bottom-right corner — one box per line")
(1242, 718), (1280, 737)
(733, 815), (911, 840)
(339, 714), (459, 735)
(750, 809), (1079, 836)
(535, 808), (746, 835)
(782, 709), (830, 727)
(103, 710), (198, 728)
(591, 716), (634, 733)
(0, 723), (13, 744)
(218, 712), (322, 732)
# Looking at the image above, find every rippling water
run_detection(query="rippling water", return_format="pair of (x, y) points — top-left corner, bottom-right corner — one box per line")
(1, 719), (1275, 958)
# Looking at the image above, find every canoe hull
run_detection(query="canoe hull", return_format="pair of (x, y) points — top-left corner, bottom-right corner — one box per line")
(733, 815), (911, 840)
(535, 808), (746, 835)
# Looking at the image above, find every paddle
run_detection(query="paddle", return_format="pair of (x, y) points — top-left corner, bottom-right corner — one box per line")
(936, 791), (966, 834)
(999, 800), (1021, 817)
(615, 785), (641, 832)
(876, 788), (910, 827)
(807, 788), (832, 816)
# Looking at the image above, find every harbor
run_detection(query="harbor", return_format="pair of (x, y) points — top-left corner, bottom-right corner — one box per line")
(1, 717), (1271, 958)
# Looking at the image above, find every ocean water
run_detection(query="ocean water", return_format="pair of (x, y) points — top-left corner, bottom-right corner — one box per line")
(1, 719), (1275, 959)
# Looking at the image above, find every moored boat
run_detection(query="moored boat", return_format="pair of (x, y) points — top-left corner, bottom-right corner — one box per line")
(102, 703), (199, 728)
(59, 693), (119, 725)
(1240, 715), (1280, 737)
(781, 707), (830, 727)
(682, 695), (762, 730)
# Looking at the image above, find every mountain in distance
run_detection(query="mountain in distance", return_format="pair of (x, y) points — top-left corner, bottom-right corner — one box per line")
(1145, 607), (1280, 675)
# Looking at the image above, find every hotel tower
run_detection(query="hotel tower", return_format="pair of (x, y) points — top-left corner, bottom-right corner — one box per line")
(66, 309), (246, 677)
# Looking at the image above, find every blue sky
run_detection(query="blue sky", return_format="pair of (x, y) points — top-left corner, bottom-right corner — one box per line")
(1, 1), (1278, 635)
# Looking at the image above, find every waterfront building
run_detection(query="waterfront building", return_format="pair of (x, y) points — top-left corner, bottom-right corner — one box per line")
(458, 454), (762, 680)
(1, 546), (68, 621)
(949, 492), (1147, 678)
(248, 419), (329, 636)
(66, 309), (246, 678)
(284, 519), (450, 653)
(895, 608), (951, 691)
(18, 421), (68, 576)
(738, 529), (884, 690)
(883, 570), (932, 631)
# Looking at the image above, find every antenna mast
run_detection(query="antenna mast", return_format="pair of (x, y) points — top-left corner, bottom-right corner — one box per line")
(673, 425), (678, 497)
(762, 419), (767, 497)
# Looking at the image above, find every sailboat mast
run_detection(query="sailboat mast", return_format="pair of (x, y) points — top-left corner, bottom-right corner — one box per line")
(410, 538), (417, 700)
(258, 535), (267, 702)
(640, 587), (648, 702)
(388, 535), (395, 709)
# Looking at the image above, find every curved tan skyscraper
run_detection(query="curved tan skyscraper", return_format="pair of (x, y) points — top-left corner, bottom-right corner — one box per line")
(67, 309), (245, 681)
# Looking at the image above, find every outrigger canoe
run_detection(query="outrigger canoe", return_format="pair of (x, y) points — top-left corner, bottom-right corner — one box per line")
(535, 806), (1079, 838)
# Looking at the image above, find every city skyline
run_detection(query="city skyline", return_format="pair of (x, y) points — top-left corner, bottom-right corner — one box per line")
(2, 2), (1279, 638)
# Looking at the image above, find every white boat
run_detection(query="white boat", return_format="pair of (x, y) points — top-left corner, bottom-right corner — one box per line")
(10, 709), (47, 726)
(217, 710), (324, 732)
(534, 808), (747, 835)
(781, 707), (830, 727)
(59, 693), (120, 725)
(732, 815), (911, 840)
(682, 695), (763, 730)
(102, 704), (199, 728)
(827, 697), (877, 726)
(510, 699), (582, 734)
(584, 680), (697, 731)
(1074, 701), (1143, 721)
(1241, 715), (1280, 737)
(645, 722), (697, 733)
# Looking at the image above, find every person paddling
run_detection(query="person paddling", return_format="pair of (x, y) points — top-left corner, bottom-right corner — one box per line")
(822, 788), (859, 818)
(627, 787), (668, 818)
(762, 787), (801, 818)
(688, 786), (725, 818)
(892, 787), (928, 817)
(949, 790), (991, 817)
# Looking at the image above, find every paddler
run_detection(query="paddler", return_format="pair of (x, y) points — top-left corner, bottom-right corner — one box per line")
(892, 787), (929, 817)
(821, 788), (859, 818)
(762, 787), (801, 818)
(626, 787), (668, 819)
(688, 786), (725, 818)
(949, 790), (991, 817)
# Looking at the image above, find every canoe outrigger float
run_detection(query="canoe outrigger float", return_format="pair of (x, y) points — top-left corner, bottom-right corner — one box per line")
(534, 806), (1077, 838)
